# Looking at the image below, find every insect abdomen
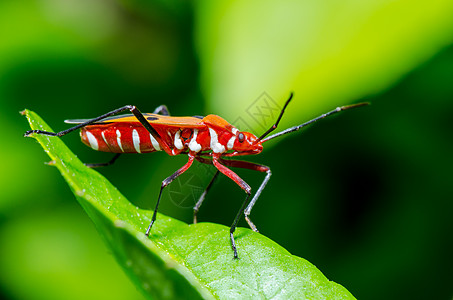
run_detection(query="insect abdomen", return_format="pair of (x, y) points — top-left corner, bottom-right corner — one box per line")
(81, 123), (235, 155)
(81, 124), (161, 153)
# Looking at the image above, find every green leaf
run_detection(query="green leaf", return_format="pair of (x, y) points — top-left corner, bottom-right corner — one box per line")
(23, 110), (356, 300)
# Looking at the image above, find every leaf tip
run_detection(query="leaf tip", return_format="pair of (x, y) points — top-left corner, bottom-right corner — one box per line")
(114, 219), (127, 228)
(44, 160), (57, 166)
(75, 189), (86, 196)
(24, 130), (34, 138)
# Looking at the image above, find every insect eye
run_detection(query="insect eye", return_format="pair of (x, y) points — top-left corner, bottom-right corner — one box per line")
(238, 132), (245, 143)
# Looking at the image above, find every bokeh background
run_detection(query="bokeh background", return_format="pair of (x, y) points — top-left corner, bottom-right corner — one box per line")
(1, 1), (452, 299)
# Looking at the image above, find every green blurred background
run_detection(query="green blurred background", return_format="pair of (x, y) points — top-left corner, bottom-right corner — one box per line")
(1, 0), (452, 299)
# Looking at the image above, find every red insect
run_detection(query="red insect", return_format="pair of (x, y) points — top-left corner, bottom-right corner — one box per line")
(24, 93), (367, 258)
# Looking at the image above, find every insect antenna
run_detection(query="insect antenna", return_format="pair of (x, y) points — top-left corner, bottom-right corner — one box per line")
(256, 92), (294, 142)
(261, 102), (369, 143)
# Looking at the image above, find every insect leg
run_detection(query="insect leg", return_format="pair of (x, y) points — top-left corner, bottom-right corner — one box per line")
(230, 193), (250, 259)
(24, 105), (162, 144)
(193, 170), (220, 224)
(84, 153), (121, 168)
(212, 155), (251, 259)
(146, 153), (195, 236)
(220, 159), (271, 233)
(152, 105), (170, 116)
(191, 156), (220, 224)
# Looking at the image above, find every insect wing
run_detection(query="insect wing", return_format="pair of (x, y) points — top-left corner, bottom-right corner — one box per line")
(146, 114), (205, 128)
(65, 113), (205, 128)
(201, 114), (235, 133)
(64, 114), (136, 124)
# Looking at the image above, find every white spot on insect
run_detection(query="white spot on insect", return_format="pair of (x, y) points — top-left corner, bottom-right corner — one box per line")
(208, 128), (225, 153)
(116, 129), (124, 152)
(132, 129), (141, 153)
(227, 135), (236, 150)
(174, 129), (183, 150)
(101, 131), (108, 145)
(149, 134), (161, 151)
(86, 131), (99, 150)
(189, 129), (202, 152)
(232, 127), (239, 135)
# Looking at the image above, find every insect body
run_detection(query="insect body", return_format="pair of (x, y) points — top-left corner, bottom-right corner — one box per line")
(73, 113), (261, 156)
(24, 94), (368, 259)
